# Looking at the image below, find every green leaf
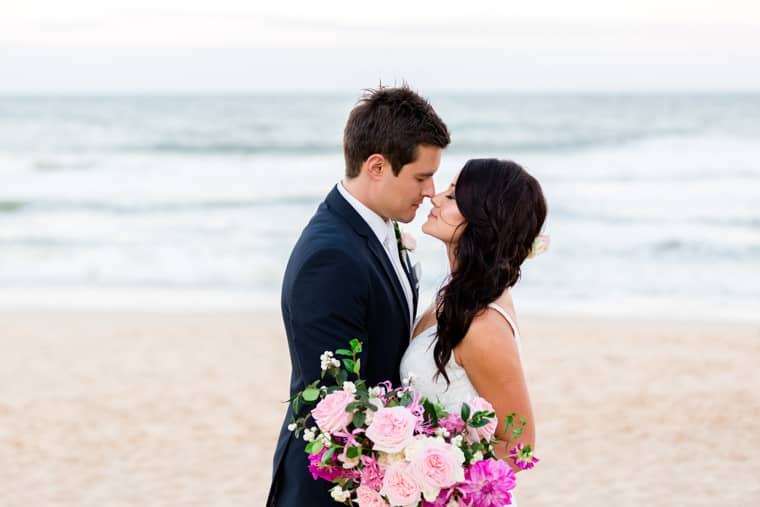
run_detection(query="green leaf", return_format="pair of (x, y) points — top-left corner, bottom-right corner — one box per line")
(346, 446), (360, 459)
(293, 395), (301, 415)
(335, 348), (353, 357)
(505, 414), (515, 428)
(350, 338), (362, 353)
(399, 390), (413, 406)
(336, 370), (348, 385)
(346, 401), (363, 412)
(353, 358), (361, 375)
(352, 411), (366, 428)
(470, 419), (488, 428)
(321, 446), (336, 464)
(307, 440), (324, 455)
(302, 388), (320, 402)
(512, 427), (523, 439)
(423, 400), (439, 427)
(461, 402), (471, 422)
(343, 359), (356, 372)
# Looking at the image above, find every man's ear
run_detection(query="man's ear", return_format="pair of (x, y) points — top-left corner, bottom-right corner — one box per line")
(365, 154), (387, 181)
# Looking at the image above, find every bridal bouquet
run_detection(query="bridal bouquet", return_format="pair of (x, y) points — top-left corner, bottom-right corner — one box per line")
(287, 339), (538, 507)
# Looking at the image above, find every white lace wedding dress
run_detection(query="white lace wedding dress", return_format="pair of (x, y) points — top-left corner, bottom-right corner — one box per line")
(399, 301), (522, 506)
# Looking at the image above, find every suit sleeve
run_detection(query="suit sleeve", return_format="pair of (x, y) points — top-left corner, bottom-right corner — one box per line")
(287, 247), (369, 388)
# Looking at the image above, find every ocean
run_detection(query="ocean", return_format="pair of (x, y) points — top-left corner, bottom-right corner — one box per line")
(1, 93), (758, 318)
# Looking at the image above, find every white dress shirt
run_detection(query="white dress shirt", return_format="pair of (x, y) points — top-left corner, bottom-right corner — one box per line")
(337, 181), (414, 327)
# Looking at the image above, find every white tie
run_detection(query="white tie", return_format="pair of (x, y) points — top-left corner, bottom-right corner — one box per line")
(384, 223), (414, 328)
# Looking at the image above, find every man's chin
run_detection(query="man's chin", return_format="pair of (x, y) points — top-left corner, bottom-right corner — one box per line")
(392, 211), (416, 224)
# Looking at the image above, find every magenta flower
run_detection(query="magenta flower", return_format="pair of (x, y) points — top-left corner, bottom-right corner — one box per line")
(509, 443), (539, 470)
(459, 460), (516, 507)
(421, 487), (457, 506)
(359, 455), (385, 491)
(308, 448), (344, 482)
(438, 413), (465, 435)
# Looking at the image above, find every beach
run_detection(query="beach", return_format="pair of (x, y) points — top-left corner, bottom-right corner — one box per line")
(2, 307), (758, 506)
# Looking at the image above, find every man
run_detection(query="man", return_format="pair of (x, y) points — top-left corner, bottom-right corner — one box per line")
(267, 85), (450, 506)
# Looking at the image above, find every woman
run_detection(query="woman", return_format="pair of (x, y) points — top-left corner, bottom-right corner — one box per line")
(400, 158), (547, 472)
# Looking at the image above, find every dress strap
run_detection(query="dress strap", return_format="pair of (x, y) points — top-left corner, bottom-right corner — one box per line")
(486, 303), (520, 339)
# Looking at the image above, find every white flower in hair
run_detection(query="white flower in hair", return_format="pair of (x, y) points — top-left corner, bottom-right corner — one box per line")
(527, 234), (550, 259)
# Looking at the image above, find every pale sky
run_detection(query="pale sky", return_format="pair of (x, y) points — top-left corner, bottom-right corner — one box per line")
(1, 0), (759, 92)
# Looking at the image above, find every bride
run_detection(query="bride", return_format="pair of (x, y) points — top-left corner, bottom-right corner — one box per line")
(400, 158), (547, 477)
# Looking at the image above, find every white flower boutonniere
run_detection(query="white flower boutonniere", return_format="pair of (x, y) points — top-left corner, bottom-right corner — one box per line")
(400, 231), (417, 252)
(393, 222), (417, 253)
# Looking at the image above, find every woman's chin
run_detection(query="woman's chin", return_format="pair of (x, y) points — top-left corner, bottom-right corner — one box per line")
(420, 222), (437, 239)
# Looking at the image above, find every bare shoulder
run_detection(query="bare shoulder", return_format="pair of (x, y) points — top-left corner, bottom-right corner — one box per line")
(466, 307), (515, 346)
(456, 306), (520, 369)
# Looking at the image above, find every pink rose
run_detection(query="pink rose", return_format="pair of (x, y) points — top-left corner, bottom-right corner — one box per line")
(311, 390), (355, 433)
(407, 439), (465, 502)
(355, 485), (388, 507)
(465, 397), (498, 443)
(365, 406), (418, 453)
(380, 461), (421, 506)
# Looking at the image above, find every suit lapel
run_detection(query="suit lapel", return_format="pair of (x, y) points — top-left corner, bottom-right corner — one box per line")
(392, 221), (419, 319)
(401, 250), (419, 318)
(366, 237), (412, 336)
(325, 186), (411, 337)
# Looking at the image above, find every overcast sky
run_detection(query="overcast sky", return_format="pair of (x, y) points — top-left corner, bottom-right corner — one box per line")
(2, 0), (759, 92)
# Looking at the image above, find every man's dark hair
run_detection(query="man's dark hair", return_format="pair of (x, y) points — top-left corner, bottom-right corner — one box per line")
(343, 85), (451, 178)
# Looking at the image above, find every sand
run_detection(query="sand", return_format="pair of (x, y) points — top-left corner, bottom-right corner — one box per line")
(1, 308), (758, 506)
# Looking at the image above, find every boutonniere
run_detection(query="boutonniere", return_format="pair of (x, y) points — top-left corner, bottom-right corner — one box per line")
(393, 222), (417, 253)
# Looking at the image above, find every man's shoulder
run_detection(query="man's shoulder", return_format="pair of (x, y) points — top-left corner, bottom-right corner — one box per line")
(286, 204), (366, 271)
(298, 204), (360, 251)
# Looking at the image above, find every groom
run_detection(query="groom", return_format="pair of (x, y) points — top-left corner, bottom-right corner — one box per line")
(267, 86), (450, 506)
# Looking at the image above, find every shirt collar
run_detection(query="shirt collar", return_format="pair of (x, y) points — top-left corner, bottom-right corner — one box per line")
(337, 180), (390, 246)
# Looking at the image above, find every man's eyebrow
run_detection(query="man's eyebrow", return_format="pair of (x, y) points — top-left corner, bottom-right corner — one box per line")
(417, 171), (436, 177)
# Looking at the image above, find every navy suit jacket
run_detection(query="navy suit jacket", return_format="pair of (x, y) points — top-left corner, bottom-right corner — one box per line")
(267, 185), (419, 506)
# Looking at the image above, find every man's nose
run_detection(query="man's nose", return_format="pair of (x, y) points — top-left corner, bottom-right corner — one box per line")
(422, 178), (435, 198)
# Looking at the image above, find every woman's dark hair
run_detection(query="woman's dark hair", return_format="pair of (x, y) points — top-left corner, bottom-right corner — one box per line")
(343, 85), (450, 177)
(434, 159), (547, 384)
